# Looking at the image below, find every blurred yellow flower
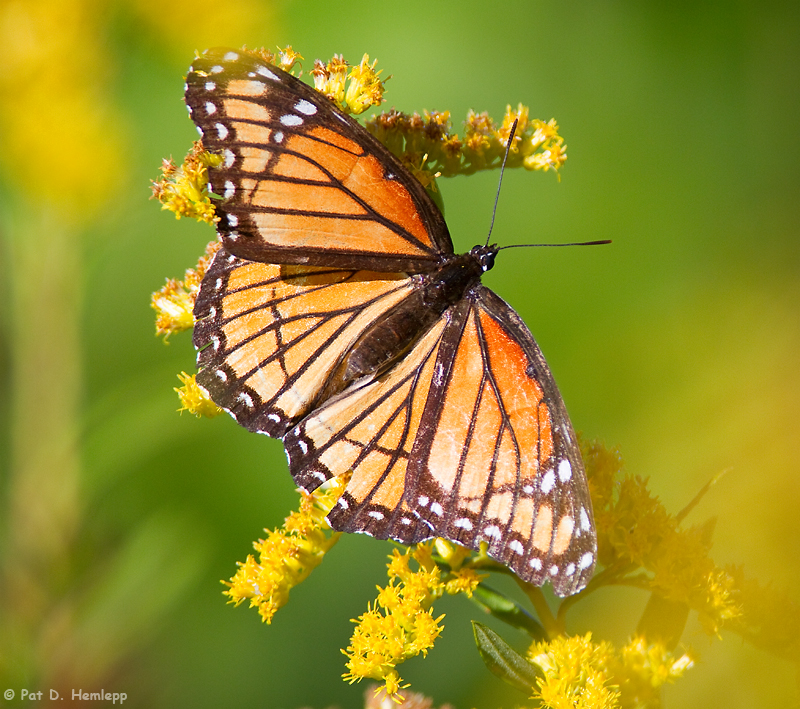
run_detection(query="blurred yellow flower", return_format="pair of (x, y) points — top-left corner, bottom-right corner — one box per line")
(151, 240), (220, 337)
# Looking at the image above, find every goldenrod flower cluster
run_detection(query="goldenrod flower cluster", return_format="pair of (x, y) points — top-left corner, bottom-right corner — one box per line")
(343, 543), (485, 697)
(582, 440), (742, 635)
(528, 633), (693, 709)
(365, 104), (567, 181)
(312, 53), (387, 114)
(151, 142), (221, 224)
(223, 476), (348, 624)
(151, 240), (219, 338)
(174, 372), (222, 418)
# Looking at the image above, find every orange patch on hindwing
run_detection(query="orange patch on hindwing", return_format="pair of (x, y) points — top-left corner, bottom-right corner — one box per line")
(478, 311), (554, 465)
(531, 504), (553, 552)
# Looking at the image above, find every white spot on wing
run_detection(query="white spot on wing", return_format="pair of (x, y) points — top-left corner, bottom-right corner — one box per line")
(549, 564), (559, 576)
(566, 563), (576, 576)
(558, 459), (572, 482)
(294, 99), (317, 115)
(541, 470), (556, 494)
(223, 149), (235, 168)
(215, 123), (228, 139)
(205, 101), (217, 115)
(227, 213), (238, 227)
(210, 65), (224, 74)
(509, 540), (525, 555)
(204, 81), (216, 91)
(297, 439), (308, 454)
(580, 507), (591, 531)
(579, 552), (594, 570)
(223, 51), (240, 61)
(529, 558), (543, 570)
(224, 181), (235, 199)
(368, 510), (385, 520)
(280, 114), (303, 127)
(430, 502), (443, 517)
(257, 65), (279, 81)
(237, 392), (254, 408)
(484, 524), (502, 540)
(215, 369), (227, 382)
(454, 518), (472, 531)
(273, 131), (284, 143)
(418, 495), (429, 507)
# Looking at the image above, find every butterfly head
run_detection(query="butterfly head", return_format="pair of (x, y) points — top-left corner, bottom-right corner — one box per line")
(469, 244), (498, 273)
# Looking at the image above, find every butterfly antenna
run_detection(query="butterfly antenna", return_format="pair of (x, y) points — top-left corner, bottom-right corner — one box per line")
(484, 118), (519, 247)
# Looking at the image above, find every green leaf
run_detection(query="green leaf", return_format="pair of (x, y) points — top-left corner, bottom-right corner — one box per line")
(471, 584), (548, 641)
(637, 592), (690, 650)
(472, 621), (545, 695)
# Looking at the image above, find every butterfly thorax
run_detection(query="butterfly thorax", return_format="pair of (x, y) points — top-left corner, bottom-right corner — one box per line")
(319, 246), (499, 402)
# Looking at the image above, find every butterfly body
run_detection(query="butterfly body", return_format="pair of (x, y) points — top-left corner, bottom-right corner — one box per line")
(186, 48), (597, 595)
(332, 245), (495, 391)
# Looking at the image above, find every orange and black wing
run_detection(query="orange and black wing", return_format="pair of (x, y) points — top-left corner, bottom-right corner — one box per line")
(284, 285), (596, 595)
(407, 286), (595, 595)
(193, 247), (416, 436)
(185, 48), (452, 272)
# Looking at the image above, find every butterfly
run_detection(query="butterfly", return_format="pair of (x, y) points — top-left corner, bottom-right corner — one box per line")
(184, 47), (596, 596)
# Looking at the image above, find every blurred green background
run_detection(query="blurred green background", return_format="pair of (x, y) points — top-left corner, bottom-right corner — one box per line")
(1, 0), (798, 707)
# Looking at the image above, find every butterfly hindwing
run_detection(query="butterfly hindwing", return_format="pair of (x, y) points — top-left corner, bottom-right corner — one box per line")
(185, 48), (453, 272)
(193, 247), (417, 436)
(283, 314), (448, 543)
(407, 286), (596, 595)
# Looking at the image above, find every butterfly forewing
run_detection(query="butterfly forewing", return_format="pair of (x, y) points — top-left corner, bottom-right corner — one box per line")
(185, 48), (453, 272)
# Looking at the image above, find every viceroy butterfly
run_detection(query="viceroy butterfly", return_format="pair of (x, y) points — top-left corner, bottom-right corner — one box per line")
(185, 48), (596, 596)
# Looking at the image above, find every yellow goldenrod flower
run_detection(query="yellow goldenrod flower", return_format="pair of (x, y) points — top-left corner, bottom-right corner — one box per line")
(365, 105), (567, 183)
(277, 45), (303, 72)
(312, 55), (349, 105)
(223, 476), (348, 624)
(444, 568), (485, 598)
(582, 438), (742, 636)
(310, 53), (386, 114)
(343, 544), (446, 697)
(345, 54), (386, 114)
(610, 636), (694, 707)
(174, 372), (222, 418)
(151, 240), (220, 337)
(151, 141), (222, 223)
(529, 633), (620, 709)
(151, 278), (196, 336)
